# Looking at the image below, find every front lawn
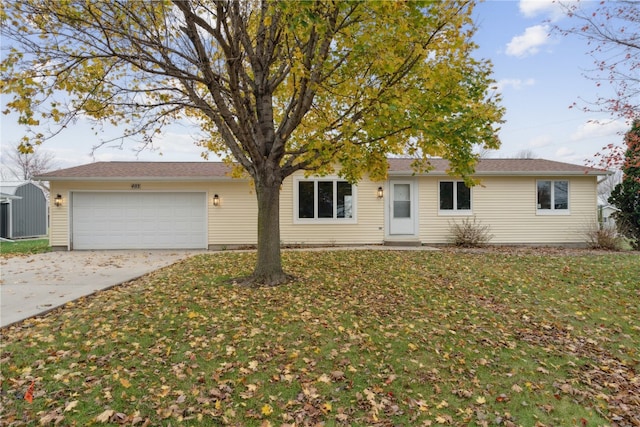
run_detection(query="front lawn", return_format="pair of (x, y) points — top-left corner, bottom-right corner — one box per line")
(1, 249), (638, 426)
(0, 238), (50, 257)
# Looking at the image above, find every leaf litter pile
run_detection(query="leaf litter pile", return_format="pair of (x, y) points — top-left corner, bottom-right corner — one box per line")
(1, 249), (638, 426)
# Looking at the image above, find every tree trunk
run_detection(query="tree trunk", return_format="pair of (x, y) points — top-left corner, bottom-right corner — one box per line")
(245, 179), (291, 286)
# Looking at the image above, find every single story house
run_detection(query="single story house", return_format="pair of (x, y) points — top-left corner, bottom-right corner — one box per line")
(0, 181), (48, 240)
(36, 158), (608, 250)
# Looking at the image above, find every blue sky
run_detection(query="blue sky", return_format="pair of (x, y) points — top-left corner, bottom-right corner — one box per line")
(0, 0), (629, 171)
(472, 0), (628, 163)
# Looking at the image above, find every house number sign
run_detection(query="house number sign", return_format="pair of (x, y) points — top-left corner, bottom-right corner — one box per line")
(131, 183), (141, 189)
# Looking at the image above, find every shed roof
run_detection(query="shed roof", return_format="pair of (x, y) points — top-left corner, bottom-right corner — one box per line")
(0, 181), (44, 195)
(0, 192), (22, 200)
(36, 158), (609, 181)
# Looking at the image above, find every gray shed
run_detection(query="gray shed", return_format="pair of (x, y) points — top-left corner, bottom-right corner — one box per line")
(0, 182), (48, 239)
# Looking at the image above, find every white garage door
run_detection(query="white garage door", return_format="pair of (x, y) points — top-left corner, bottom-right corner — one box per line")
(72, 192), (207, 249)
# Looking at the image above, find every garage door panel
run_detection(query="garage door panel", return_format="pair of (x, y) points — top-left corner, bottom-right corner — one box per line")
(72, 192), (207, 249)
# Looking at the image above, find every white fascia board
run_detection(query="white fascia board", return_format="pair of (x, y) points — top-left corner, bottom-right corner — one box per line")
(40, 176), (244, 182)
(388, 171), (609, 177)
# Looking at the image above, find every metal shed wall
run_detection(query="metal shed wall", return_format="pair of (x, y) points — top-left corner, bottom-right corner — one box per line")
(12, 183), (47, 238)
(0, 203), (10, 238)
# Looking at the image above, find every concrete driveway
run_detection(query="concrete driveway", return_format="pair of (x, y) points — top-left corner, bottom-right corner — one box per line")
(0, 250), (202, 328)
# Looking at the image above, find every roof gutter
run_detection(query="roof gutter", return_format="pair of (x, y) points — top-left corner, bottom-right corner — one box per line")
(388, 170), (610, 177)
(33, 176), (245, 182)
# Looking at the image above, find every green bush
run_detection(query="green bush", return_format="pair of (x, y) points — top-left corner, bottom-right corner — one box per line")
(608, 120), (640, 250)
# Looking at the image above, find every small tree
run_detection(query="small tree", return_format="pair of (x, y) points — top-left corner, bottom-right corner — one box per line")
(555, 1), (639, 170)
(557, 1), (639, 122)
(515, 149), (537, 159)
(608, 120), (640, 249)
(3, 145), (56, 183)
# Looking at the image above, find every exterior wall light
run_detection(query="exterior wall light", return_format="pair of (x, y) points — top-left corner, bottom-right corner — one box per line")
(377, 187), (384, 199)
(212, 194), (220, 207)
(54, 194), (63, 207)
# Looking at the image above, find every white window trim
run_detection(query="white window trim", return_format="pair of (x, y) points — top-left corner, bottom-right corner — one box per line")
(536, 180), (571, 216)
(293, 177), (357, 224)
(438, 180), (473, 216)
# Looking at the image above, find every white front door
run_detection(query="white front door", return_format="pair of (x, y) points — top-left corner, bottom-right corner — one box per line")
(389, 180), (416, 235)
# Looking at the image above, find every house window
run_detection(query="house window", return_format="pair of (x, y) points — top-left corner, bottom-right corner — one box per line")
(439, 181), (471, 213)
(537, 180), (569, 213)
(297, 179), (355, 221)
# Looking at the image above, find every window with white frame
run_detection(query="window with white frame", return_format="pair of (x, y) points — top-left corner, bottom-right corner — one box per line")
(296, 179), (355, 221)
(537, 180), (569, 212)
(439, 181), (471, 213)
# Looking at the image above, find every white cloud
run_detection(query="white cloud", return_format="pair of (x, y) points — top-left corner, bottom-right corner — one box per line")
(570, 120), (628, 142)
(555, 147), (575, 157)
(519, 0), (566, 20)
(506, 25), (551, 57)
(529, 135), (552, 148)
(495, 78), (535, 92)
(154, 131), (200, 152)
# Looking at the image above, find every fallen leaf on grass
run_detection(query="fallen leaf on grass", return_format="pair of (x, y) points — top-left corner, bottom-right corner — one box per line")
(317, 374), (331, 384)
(39, 411), (64, 425)
(261, 403), (273, 416)
(64, 400), (78, 412)
(1, 250), (638, 426)
(331, 370), (345, 381)
(436, 414), (453, 424)
(96, 409), (114, 423)
(23, 381), (35, 403)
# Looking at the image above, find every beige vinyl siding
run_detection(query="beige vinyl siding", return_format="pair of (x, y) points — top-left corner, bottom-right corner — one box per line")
(279, 171), (385, 245)
(209, 181), (258, 245)
(418, 175), (598, 245)
(48, 175), (386, 249)
(47, 171), (599, 249)
(49, 189), (70, 248)
(207, 173), (386, 246)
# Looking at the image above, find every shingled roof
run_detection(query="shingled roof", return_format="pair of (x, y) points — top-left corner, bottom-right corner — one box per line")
(36, 158), (608, 181)
(387, 158), (608, 176)
(36, 162), (235, 181)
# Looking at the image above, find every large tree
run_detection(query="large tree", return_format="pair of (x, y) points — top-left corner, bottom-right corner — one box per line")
(609, 120), (640, 250)
(1, 0), (503, 285)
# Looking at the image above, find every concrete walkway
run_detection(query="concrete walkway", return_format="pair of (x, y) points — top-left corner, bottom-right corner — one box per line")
(0, 250), (201, 328)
